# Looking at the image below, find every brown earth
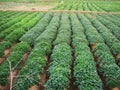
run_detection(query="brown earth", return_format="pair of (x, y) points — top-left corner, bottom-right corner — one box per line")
(0, 2), (55, 11)
(0, 2), (120, 90)
(0, 43), (16, 65)
(0, 51), (30, 90)
(0, 2), (120, 15)
(112, 88), (120, 90)
(5, 5), (54, 11)
(0, 45), (120, 90)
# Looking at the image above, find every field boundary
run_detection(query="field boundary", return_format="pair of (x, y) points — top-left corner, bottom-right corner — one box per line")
(0, 10), (120, 15)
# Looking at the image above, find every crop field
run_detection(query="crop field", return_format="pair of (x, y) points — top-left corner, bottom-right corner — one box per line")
(54, 1), (120, 12)
(0, 0), (120, 90)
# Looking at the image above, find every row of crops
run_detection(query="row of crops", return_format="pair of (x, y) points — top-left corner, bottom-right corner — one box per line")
(55, 1), (120, 12)
(0, 11), (120, 90)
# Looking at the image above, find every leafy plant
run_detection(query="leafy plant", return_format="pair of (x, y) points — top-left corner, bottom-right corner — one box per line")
(0, 42), (30, 86)
(14, 13), (60, 90)
(111, 43), (120, 54)
(0, 41), (12, 57)
(20, 12), (52, 45)
(45, 43), (72, 90)
(73, 44), (103, 90)
(93, 43), (120, 88)
(70, 13), (103, 90)
(7, 42), (30, 69)
(53, 13), (71, 45)
(78, 14), (104, 45)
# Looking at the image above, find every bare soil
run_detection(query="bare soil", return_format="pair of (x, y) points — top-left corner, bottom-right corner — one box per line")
(0, 43), (16, 65)
(0, 85), (9, 90)
(0, 45), (120, 90)
(0, 2), (120, 15)
(0, 2), (120, 89)
(0, 2), (55, 11)
(112, 88), (120, 90)
(116, 54), (120, 59)
(29, 85), (38, 90)
(0, 51), (30, 90)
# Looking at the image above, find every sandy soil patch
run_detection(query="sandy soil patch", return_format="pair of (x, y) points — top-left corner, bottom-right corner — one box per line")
(0, 2), (55, 11)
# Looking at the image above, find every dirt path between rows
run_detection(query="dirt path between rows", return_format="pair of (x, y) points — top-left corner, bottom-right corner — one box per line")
(37, 10), (120, 15)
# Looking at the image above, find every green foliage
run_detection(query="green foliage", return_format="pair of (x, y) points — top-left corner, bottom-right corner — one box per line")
(2, 41), (12, 49)
(4, 29), (26, 43)
(96, 14), (120, 40)
(20, 12), (52, 45)
(0, 42), (30, 86)
(45, 43), (72, 90)
(54, 0), (120, 12)
(0, 12), (28, 32)
(24, 13), (43, 29)
(78, 13), (104, 45)
(1, 11), (120, 89)
(111, 43), (120, 55)
(14, 41), (51, 90)
(93, 43), (120, 88)
(73, 43), (103, 90)
(0, 61), (9, 85)
(14, 13), (61, 90)
(86, 13), (120, 60)
(0, 12), (22, 26)
(0, 12), (41, 45)
(14, 44), (48, 90)
(70, 13), (102, 90)
(7, 42), (30, 69)
(35, 13), (60, 45)
(0, 13), (29, 39)
(70, 13), (88, 45)
(0, 44), (5, 57)
(96, 2), (120, 12)
(93, 43), (115, 65)
(53, 13), (71, 45)
(0, 41), (12, 57)
(0, 12), (43, 44)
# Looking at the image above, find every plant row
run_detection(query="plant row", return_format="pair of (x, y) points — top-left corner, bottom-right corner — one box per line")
(78, 13), (104, 45)
(70, 13), (88, 44)
(45, 43), (72, 90)
(93, 43), (120, 88)
(54, 1), (118, 12)
(0, 11), (16, 18)
(0, 12), (29, 32)
(13, 13), (60, 90)
(0, 42), (30, 86)
(4, 12), (40, 43)
(20, 12), (53, 45)
(0, 12), (29, 39)
(99, 14), (120, 27)
(35, 13), (60, 45)
(53, 13), (71, 45)
(0, 12), (21, 21)
(0, 13), (44, 57)
(108, 14), (120, 21)
(96, 14), (120, 40)
(70, 13), (103, 90)
(45, 12), (71, 90)
(0, 12), (19, 25)
(86, 14), (120, 65)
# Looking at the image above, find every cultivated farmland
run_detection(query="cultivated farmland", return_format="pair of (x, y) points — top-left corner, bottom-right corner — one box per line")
(0, 0), (120, 90)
